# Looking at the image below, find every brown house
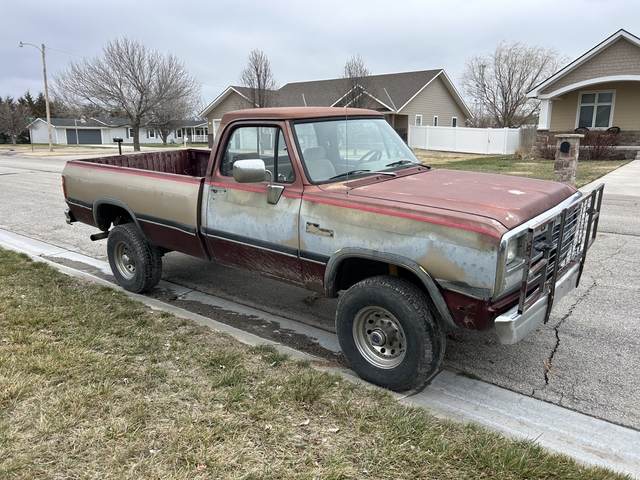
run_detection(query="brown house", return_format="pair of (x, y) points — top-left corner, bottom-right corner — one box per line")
(199, 70), (471, 147)
(527, 29), (640, 158)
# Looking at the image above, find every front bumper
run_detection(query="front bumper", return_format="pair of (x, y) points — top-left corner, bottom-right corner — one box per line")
(494, 263), (580, 345)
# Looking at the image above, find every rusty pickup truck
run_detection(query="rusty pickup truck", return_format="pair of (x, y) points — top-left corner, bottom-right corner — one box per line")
(62, 107), (604, 391)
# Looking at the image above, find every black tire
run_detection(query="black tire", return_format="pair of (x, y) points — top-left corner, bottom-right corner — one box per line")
(335, 275), (446, 392)
(107, 223), (162, 293)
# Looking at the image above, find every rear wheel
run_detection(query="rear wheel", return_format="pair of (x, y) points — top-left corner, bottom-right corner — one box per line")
(107, 223), (162, 293)
(336, 275), (446, 392)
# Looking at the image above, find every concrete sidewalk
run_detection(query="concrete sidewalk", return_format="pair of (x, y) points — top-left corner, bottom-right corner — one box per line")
(1, 228), (639, 478)
(581, 159), (640, 197)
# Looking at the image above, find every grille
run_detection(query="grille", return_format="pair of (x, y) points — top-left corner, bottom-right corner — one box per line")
(517, 184), (604, 317)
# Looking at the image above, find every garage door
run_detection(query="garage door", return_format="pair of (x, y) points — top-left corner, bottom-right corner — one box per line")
(66, 129), (102, 145)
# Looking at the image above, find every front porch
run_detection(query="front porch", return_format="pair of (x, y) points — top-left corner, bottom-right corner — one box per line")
(177, 126), (209, 144)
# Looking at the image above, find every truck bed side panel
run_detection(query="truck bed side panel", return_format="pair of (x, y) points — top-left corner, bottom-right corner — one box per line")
(64, 161), (207, 259)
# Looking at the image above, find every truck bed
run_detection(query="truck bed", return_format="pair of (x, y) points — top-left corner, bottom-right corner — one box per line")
(82, 148), (211, 177)
(63, 148), (211, 259)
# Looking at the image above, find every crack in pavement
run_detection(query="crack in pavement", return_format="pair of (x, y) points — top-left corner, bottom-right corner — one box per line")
(543, 278), (598, 387)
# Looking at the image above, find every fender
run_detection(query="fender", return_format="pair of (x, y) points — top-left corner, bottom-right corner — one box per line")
(324, 247), (456, 328)
(93, 197), (151, 242)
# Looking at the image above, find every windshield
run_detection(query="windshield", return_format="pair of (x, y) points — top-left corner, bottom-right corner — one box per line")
(293, 117), (422, 183)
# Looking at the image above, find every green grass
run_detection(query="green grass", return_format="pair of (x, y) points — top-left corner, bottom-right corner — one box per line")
(438, 157), (628, 188)
(412, 151), (629, 188)
(0, 249), (631, 479)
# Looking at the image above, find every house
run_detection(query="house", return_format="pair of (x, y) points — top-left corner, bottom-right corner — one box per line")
(199, 70), (472, 147)
(527, 29), (640, 158)
(28, 117), (208, 145)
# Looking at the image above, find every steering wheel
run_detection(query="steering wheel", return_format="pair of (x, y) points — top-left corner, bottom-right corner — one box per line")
(353, 149), (382, 168)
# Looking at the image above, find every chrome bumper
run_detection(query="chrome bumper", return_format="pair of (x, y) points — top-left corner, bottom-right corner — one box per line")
(65, 208), (77, 225)
(494, 263), (580, 345)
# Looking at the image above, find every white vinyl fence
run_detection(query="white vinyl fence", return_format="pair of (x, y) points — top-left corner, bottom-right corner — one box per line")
(408, 125), (521, 155)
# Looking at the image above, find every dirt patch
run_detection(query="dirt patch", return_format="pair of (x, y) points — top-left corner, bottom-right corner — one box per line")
(148, 289), (347, 367)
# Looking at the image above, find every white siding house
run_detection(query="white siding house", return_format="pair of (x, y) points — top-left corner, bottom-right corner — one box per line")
(28, 118), (208, 145)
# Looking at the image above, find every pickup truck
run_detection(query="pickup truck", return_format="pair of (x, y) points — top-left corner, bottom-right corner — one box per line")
(62, 107), (604, 392)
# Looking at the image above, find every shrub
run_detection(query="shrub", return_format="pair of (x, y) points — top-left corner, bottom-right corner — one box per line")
(579, 130), (619, 160)
(535, 135), (557, 160)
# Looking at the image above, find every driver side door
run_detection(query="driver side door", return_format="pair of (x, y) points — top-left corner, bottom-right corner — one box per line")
(202, 122), (304, 284)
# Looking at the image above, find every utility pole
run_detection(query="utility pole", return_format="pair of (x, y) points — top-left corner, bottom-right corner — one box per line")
(20, 42), (53, 152)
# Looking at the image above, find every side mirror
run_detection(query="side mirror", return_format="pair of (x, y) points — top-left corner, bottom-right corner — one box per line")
(232, 159), (284, 205)
(233, 159), (267, 183)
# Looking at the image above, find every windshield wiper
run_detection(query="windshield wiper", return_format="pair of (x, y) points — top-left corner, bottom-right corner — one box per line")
(329, 170), (398, 181)
(328, 169), (372, 180)
(385, 159), (417, 167)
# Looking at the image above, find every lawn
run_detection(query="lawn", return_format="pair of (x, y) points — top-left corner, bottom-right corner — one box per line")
(412, 150), (630, 188)
(0, 249), (629, 479)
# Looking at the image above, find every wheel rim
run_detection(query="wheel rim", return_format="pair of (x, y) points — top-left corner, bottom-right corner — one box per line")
(352, 306), (406, 369)
(113, 241), (136, 280)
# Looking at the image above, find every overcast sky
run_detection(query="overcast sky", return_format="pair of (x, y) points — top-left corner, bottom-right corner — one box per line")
(2, 0), (638, 114)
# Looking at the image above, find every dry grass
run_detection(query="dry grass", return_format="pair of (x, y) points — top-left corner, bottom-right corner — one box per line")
(412, 149), (629, 188)
(0, 249), (630, 479)
(0, 144), (115, 157)
(412, 150), (483, 165)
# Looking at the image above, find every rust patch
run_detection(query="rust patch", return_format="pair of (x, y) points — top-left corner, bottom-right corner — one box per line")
(305, 222), (334, 237)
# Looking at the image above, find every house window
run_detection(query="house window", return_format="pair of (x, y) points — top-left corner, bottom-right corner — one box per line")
(415, 115), (422, 126)
(176, 129), (182, 138)
(433, 116), (438, 127)
(452, 117), (458, 127)
(128, 128), (134, 138)
(577, 91), (614, 129)
(147, 129), (156, 138)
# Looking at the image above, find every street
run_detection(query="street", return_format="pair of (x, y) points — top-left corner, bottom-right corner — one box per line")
(1, 150), (639, 432)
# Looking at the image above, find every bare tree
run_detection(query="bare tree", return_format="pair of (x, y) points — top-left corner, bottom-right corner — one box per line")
(238, 49), (278, 108)
(0, 96), (30, 145)
(150, 100), (196, 145)
(150, 77), (201, 145)
(54, 37), (201, 151)
(232, 92), (256, 111)
(339, 54), (378, 109)
(461, 41), (567, 127)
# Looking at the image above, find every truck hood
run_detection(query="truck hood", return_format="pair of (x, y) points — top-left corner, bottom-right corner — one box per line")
(340, 168), (578, 230)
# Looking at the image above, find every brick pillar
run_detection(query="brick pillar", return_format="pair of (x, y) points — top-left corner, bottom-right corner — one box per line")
(553, 134), (583, 186)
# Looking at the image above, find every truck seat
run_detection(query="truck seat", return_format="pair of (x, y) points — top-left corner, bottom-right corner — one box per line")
(303, 146), (336, 181)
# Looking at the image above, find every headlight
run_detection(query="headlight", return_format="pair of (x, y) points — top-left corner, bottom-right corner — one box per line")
(506, 235), (525, 267)
(502, 264), (525, 292)
(506, 239), (518, 264)
(497, 233), (526, 296)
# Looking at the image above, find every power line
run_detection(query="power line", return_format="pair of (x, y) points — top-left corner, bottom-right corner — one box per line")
(45, 46), (86, 59)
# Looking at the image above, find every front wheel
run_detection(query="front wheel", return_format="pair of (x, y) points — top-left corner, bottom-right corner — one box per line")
(107, 223), (162, 293)
(336, 275), (446, 392)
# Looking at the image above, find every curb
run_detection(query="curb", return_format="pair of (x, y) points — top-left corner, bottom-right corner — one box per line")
(0, 228), (638, 478)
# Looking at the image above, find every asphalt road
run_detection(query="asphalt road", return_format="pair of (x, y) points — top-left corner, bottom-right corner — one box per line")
(1, 150), (638, 432)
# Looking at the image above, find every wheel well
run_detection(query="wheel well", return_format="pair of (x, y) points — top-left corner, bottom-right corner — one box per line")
(95, 203), (133, 231)
(330, 255), (455, 329)
(334, 257), (426, 296)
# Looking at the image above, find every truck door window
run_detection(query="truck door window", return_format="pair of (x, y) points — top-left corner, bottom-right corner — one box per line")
(220, 126), (295, 183)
